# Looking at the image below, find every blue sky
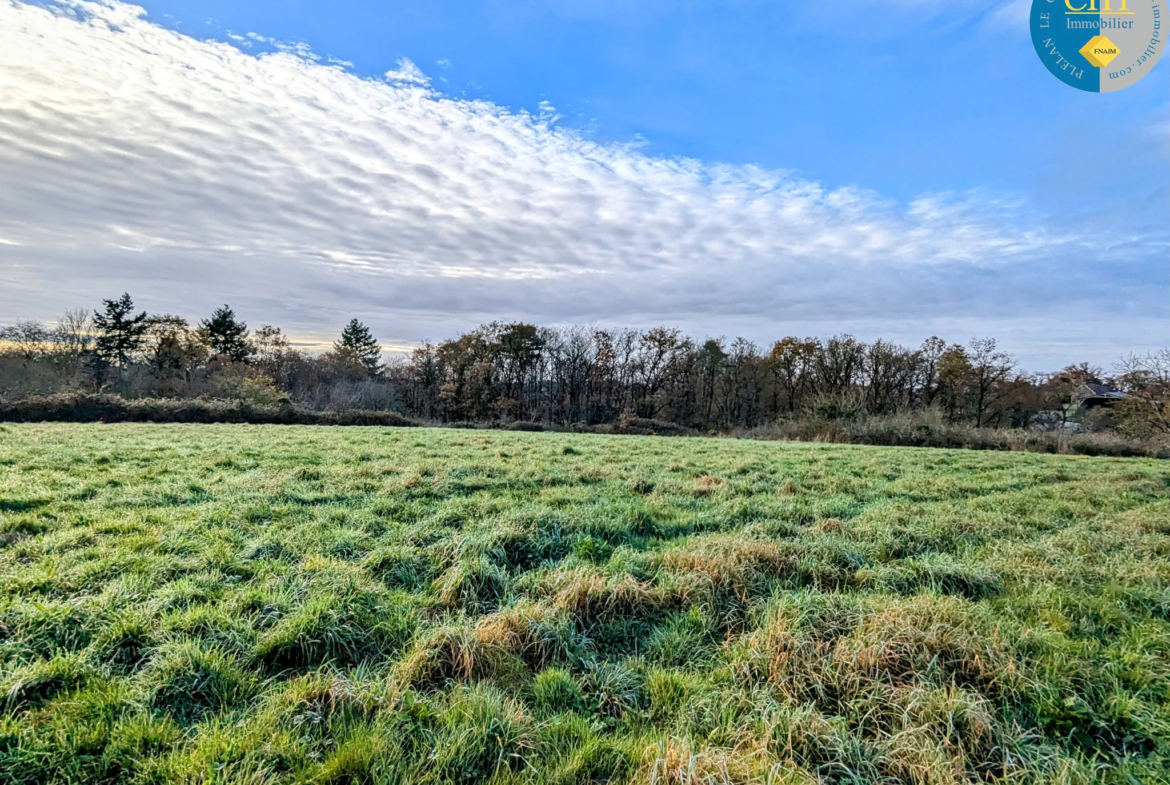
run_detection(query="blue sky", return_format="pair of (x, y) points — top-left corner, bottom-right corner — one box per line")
(0, 0), (1167, 367)
(133, 0), (1168, 200)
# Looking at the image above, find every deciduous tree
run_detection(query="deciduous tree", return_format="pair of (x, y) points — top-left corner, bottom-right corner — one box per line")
(0, 321), (52, 361)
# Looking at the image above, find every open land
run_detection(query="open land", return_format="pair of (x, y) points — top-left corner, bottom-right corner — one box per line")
(0, 424), (1168, 784)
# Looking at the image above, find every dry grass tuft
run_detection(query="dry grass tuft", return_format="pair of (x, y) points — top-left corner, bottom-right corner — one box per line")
(663, 535), (794, 596)
(735, 595), (1013, 708)
(394, 625), (496, 688)
(544, 569), (673, 625)
(693, 475), (729, 497)
(810, 518), (843, 534)
(473, 602), (577, 668)
(641, 737), (812, 785)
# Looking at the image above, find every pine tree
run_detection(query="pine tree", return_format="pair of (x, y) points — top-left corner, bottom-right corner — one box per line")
(200, 305), (253, 363)
(335, 319), (383, 377)
(93, 293), (148, 366)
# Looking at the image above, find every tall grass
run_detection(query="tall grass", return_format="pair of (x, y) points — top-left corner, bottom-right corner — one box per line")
(0, 424), (1167, 783)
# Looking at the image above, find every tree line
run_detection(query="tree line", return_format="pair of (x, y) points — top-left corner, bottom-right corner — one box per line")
(1, 293), (1167, 438)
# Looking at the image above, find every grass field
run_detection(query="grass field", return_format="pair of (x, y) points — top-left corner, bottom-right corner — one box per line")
(0, 424), (1168, 784)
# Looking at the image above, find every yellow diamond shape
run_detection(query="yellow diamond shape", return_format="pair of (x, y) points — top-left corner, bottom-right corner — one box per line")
(1080, 35), (1120, 68)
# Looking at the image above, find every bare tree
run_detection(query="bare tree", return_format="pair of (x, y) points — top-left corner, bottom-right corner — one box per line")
(916, 336), (947, 408)
(768, 337), (816, 415)
(966, 338), (1015, 426)
(1114, 350), (1170, 437)
(864, 339), (918, 415)
(0, 320), (52, 360)
(53, 310), (95, 357)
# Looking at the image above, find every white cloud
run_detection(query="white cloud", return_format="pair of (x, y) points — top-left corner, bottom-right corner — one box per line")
(384, 57), (430, 85)
(0, 0), (1164, 366)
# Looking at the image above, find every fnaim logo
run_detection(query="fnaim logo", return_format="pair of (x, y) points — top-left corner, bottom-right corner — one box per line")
(1031, 0), (1164, 91)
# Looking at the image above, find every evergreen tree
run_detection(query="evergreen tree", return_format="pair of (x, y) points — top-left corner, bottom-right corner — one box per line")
(200, 305), (253, 363)
(93, 293), (148, 366)
(335, 319), (383, 377)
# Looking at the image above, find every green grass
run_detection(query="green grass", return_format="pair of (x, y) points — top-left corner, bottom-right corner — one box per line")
(0, 424), (1168, 784)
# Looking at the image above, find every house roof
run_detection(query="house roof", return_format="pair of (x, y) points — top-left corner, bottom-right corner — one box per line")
(1073, 382), (1127, 406)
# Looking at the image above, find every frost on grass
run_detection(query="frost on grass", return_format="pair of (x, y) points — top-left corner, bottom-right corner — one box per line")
(0, 424), (1168, 783)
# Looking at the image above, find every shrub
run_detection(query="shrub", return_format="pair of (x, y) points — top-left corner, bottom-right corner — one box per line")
(615, 417), (691, 437)
(210, 365), (290, 407)
(812, 392), (864, 422)
(0, 394), (417, 427)
(741, 413), (1158, 457)
(507, 421), (545, 432)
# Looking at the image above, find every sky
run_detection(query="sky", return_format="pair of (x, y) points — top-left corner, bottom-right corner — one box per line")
(0, 0), (1166, 369)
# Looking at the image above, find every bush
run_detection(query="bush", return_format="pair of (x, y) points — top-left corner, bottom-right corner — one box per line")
(506, 421), (545, 432)
(210, 365), (289, 407)
(0, 394), (417, 427)
(740, 412), (1158, 457)
(613, 416), (691, 437)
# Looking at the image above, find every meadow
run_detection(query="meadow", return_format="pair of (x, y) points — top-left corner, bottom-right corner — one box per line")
(0, 424), (1167, 784)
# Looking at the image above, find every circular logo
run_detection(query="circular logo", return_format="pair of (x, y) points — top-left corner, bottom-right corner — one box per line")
(1031, 0), (1165, 91)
